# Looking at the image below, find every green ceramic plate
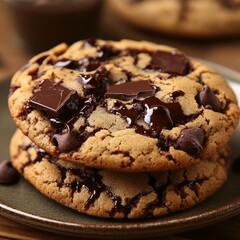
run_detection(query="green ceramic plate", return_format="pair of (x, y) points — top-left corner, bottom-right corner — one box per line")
(0, 60), (240, 239)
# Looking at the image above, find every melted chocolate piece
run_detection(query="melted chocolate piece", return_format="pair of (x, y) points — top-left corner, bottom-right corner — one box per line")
(54, 58), (101, 72)
(112, 96), (189, 136)
(198, 85), (221, 112)
(170, 90), (185, 100)
(96, 45), (120, 61)
(29, 80), (80, 119)
(176, 128), (204, 155)
(0, 161), (20, 184)
(142, 97), (187, 129)
(150, 50), (190, 75)
(105, 80), (156, 100)
(52, 131), (81, 153)
(53, 44), (119, 72)
(83, 38), (97, 48)
(54, 59), (79, 69)
(77, 67), (110, 99)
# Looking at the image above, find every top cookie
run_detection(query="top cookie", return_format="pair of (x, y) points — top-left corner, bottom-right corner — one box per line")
(109, 0), (240, 38)
(8, 39), (239, 172)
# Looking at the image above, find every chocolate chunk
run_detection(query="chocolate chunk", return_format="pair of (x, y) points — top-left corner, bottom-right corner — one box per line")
(54, 59), (79, 69)
(0, 161), (20, 184)
(54, 58), (101, 72)
(83, 38), (97, 48)
(144, 104), (173, 132)
(77, 67), (110, 99)
(96, 45), (120, 61)
(53, 45), (119, 72)
(176, 128), (204, 155)
(150, 50), (190, 75)
(78, 58), (101, 72)
(52, 131), (81, 153)
(170, 90), (185, 100)
(105, 80), (155, 100)
(198, 85), (221, 112)
(29, 80), (80, 119)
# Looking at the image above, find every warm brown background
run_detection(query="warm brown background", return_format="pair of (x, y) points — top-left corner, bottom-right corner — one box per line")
(0, 0), (240, 239)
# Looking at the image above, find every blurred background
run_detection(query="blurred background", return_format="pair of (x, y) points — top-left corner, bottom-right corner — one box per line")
(0, 0), (240, 82)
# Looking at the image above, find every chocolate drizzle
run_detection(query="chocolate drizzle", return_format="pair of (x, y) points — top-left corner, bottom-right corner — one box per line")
(20, 141), (216, 218)
(50, 157), (143, 217)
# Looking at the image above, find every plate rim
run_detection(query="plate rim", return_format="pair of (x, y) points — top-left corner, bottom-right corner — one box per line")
(1, 59), (240, 238)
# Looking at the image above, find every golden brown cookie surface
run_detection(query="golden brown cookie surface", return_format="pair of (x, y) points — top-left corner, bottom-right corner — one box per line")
(10, 130), (229, 219)
(8, 39), (239, 172)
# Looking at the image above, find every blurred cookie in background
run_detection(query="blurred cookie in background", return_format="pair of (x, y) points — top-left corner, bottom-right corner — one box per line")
(108, 0), (240, 38)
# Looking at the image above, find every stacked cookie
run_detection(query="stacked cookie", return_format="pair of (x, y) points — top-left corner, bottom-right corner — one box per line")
(109, 0), (240, 38)
(8, 39), (239, 219)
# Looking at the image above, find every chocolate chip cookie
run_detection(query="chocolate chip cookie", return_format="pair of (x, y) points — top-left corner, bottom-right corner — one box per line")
(8, 39), (239, 172)
(109, 0), (240, 38)
(10, 129), (230, 219)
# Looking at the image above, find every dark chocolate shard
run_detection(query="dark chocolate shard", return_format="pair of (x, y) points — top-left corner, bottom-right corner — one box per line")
(105, 80), (155, 100)
(176, 128), (204, 155)
(0, 161), (20, 184)
(29, 80), (80, 118)
(52, 131), (81, 153)
(150, 50), (190, 75)
(198, 85), (221, 112)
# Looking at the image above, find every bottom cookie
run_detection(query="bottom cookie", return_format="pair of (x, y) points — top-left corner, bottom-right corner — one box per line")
(10, 130), (229, 219)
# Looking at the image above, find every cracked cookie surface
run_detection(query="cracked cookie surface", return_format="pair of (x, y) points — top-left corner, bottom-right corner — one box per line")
(10, 130), (229, 219)
(8, 39), (239, 172)
(109, 0), (240, 38)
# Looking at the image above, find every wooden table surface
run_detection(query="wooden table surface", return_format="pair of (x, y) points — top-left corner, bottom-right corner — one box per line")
(0, 1), (240, 239)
